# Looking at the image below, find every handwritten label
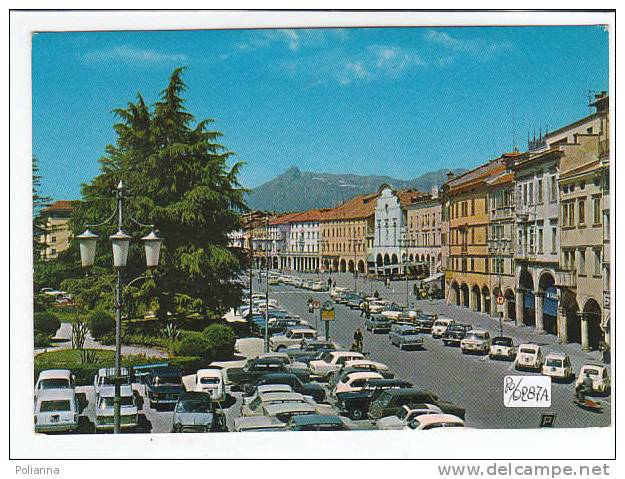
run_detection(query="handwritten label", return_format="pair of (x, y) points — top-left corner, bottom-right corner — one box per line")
(504, 375), (551, 408)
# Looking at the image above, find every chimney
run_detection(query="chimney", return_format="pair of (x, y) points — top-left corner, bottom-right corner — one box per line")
(431, 186), (439, 199)
(446, 171), (455, 180)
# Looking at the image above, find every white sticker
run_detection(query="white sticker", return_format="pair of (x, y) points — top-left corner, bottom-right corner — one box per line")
(504, 375), (551, 408)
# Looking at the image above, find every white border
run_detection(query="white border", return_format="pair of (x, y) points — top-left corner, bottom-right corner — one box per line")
(9, 8), (617, 461)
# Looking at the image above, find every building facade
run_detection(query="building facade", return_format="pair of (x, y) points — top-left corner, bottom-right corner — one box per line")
(40, 200), (77, 260)
(286, 210), (323, 272)
(404, 188), (443, 278)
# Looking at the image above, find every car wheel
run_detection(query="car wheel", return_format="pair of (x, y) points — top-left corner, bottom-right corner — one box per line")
(350, 408), (365, 420)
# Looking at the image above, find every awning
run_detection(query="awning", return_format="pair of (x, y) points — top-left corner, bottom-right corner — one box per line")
(422, 272), (444, 283)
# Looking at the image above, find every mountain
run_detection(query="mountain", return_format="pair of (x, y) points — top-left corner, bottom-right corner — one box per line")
(245, 166), (468, 212)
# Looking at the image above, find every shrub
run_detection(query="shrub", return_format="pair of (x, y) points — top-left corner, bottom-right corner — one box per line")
(33, 311), (61, 337)
(34, 333), (52, 348)
(88, 310), (115, 339)
(175, 332), (213, 360)
(203, 323), (236, 360)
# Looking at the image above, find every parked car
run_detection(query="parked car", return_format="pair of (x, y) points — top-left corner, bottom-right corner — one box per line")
(95, 385), (139, 432)
(233, 415), (287, 432)
(460, 330), (491, 354)
(342, 359), (394, 379)
(309, 351), (365, 380)
(334, 379), (413, 420)
(346, 294), (366, 309)
(368, 388), (465, 421)
(514, 343), (544, 371)
(376, 403), (443, 430)
(269, 328), (318, 351)
(263, 402), (318, 424)
(489, 336), (517, 360)
(389, 324), (424, 350)
(34, 389), (79, 434)
(330, 287), (349, 300)
(333, 371), (384, 395)
(242, 384), (293, 406)
(244, 373), (326, 403)
(442, 323), (473, 346)
(431, 318), (454, 338)
(575, 364), (611, 395)
(541, 353), (573, 382)
(367, 300), (389, 314)
(226, 357), (310, 390)
(405, 413), (465, 430)
(414, 317), (434, 334)
(288, 414), (349, 431)
(35, 369), (75, 399)
(193, 369), (226, 402)
(145, 367), (185, 409)
(364, 315), (392, 333)
(379, 303), (407, 321)
(93, 367), (130, 397)
(241, 391), (315, 417)
(172, 391), (225, 433)
(258, 352), (308, 370)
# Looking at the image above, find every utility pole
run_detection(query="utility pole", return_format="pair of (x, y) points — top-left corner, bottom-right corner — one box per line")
(248, 233), (253, 321)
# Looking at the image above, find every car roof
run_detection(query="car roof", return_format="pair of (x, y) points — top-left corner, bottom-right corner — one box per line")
(332, 351), (364, 357)
(545, 353), (568, 359)
(287, 328), (316, 334)
(415, 414), (464, 426)
(367, 379), (412, 387)
(343, 371), (383, 380)
(397, 324), (419, 330)
(97, 367), (130, 376)
(264, 402), (317, 415)
(381, 387), (430, 397)
(38, 369), (72, 380)
(178, 391), (212, 401)
(259, 392), (306, 402)
(259, 352), (289, 359)
(290, 414), (343, 426)
(581, 364), (605, 370)
(519, 343), (540, 349)
(37, 389), (76, 400)
(196, 368), (222, 377)
(256, 384), (293, 393)
(235, 416), (285, 429)
(466, 329), (488, 334)
(99, 384), (134, 397)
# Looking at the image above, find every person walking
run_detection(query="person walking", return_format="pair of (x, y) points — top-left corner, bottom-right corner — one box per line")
(353, 327), (364, 353)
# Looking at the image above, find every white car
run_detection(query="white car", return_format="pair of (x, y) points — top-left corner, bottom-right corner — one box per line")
(381, 309), (418, 321)
(93, 367), (130, 397)
(242, 384), (293, 406)
(431, 319), (454, 338)
(542, 353), (573, 381)
(376, 404), (443, 430)
(35, 369), (75, 399)
(514, 344), (544, 371)
(343, 359), (392, 378)
(241, 391), (316, 417)
(333, 371), (384, 395)
(489, 336), (517, 360)
(95, 384), (139, 432)
(330, 287), (349, 299)
(575, 364), (611, 394)
(34, 389), (79, 434)
(309, 351), (365, 380)
(460, 330), (491, 355)
(194, 368), (225, 401)
(269, 328), (318, 351)
(405, 413), (465, 430)
(368, 300), (389, 314)
(233, 416), (286, 432)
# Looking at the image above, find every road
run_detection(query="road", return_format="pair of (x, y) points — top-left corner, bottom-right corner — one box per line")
(252, 271), (611, 430)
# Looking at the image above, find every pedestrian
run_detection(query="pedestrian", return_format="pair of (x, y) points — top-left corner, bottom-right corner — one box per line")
(374, 290), (379, 299)
(353, 327), (364, 352)
(333, 280), (336, 288)
(327, 277), (332, 288)
(413, 283), (418, 296)
(599, 340), (611, 364)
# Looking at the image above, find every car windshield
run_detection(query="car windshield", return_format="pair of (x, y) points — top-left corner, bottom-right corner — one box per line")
(38, 378), (70, 390)
(402, 329), (418, 335)
(155, 376), (182, 386)
(39, 400), (71, 412)
(397, 408), (410, 420)
(492, 337), (513, 346)
(465, 333), (485, 340)
(584, 368), (599, 376)
(546, 358), (563, 367)
(200, 377), (220, 384)
(323, 353), (334, 363)
(176, 400), (211, 413)
(99, 396), (135, 408)
(520, 348), (537, 355)
(433, 320), (448, 327)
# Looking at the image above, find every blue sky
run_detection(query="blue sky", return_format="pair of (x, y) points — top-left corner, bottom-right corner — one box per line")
(32, 26), (609, 201)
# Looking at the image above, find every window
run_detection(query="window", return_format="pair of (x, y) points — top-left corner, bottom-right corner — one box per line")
(578, 200), (586, 225)
(529, 182), (534, 205)
(471, 199), (475, 216)
(538, 228), (544, 254)
(550, 176), (558, 203)
(537, 179), (543, 204)
(51, 235), (57, 243)
(593, 197), (601, 225)
(470, 258), (475, 271)
(578, 249), (586, 276)
(551, 227), (557, 254)
(594, 249), (601, 276)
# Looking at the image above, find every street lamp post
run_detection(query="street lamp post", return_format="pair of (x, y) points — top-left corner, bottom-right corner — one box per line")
(264, 217), (270, 353)
(76, 180), (162, 434)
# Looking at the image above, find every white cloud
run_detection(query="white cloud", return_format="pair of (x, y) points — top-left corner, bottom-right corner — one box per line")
(236, 28), (348, 53)
(81, 45), (187, 64)
(423, 29), (512, 60)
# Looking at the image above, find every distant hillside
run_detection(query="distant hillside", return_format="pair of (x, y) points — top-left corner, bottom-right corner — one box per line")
(246, 166), (467, 212)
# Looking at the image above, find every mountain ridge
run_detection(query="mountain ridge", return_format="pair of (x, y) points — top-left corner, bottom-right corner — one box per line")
(246, 166), (468, 212)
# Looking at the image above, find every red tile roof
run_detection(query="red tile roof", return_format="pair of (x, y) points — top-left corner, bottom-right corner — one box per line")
(43, 200), (79, 213)
(319, 193), (379, 221)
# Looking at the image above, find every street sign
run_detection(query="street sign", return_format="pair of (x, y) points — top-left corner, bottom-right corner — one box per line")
(496, 295), (505, 305)
(321, 309), (335, 321)
(313, 300), (321, 309)
(497, 303), (505, 314)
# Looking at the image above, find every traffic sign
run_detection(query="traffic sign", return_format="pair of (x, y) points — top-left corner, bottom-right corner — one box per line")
(321, 309), (335, 321)
(313, 300), (321, 309)
(496, 295), (505, 305)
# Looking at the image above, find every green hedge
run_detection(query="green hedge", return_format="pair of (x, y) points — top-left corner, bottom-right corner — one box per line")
(34, 311), (61, 337)
(34, 349), (203, 386)
(203, 323), (236, 360)
(88, 310), (115, 338)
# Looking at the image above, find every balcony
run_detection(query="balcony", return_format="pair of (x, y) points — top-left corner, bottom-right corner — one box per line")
(487, 238), (512, 254)
(515, 246), (536, 261)
(555, 269), (577, 288)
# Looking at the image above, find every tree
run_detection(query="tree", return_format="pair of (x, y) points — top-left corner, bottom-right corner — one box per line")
(70, 68), (248, 320)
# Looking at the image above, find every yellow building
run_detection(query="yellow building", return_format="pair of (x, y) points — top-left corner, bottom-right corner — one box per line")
(40, 200), (77, 260)
(319, 193), (378, 273)
(443, 158), (508, 312)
